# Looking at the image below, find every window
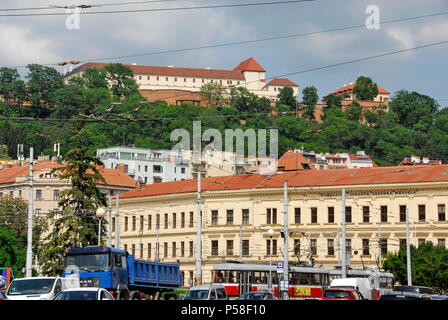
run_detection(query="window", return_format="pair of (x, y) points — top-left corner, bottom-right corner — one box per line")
(189, 212), (194, 227)
(399, 205), (407, 222)
(132, 244), (136, 256)
(381, 206), (388, 222)
(362, 239), (369, 255)
(294, 239), (300, 256)
(53, 190), (60, 201)
(148, 215), (152, 230)
(242, 240), (250, 256)
(418, 205), (426, 222)
(124, 217), (128, 231)
(266, 239), (277, 256)
(211, 210), (219, 225)
(346, 239), (352, 255)
(36, 189), (43, 201)
(211, 241), (219, 256)
(156, 214), (160, 229)
(294, 208), (301, 224)
(124, 244), (128, 251)
(190, 241), (194, 257)
(327, 239), (335, 256)
(328, 207), (334, 223)
(132, 216), (136, 231)
(267, 208), (277, 224)
(345, 207), (352, 223)
(181, 242), (185, 257)
(380, 239), (388, 255)
(242, 209), (249, 225)
(438, 204), (446, 222)
(226, 210), (234, 225)
(112, 217), (116, 232)
(140, 243), (143, 259)
(226, 240), (233, 256)
(438, 239), (446, 248)
(362, 206), (370, 223)
(310, 239), (317, 255)
(140, 215), (144, 231)
(153, 165), (163, 173)
(181, 168), (186, 174)
(172, 242), (176, 257)
(148, 243), (151, 258)
(172, 213), (177, 228)
(181, 212), (185, 228)
(399, 239), (406, 250)
(311, 207), (318, 224)
(164, 243), (168, 258)
(164, 214), (168, 229)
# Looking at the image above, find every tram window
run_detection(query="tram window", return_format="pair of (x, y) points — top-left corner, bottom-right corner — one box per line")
(380, 277), (394, 289)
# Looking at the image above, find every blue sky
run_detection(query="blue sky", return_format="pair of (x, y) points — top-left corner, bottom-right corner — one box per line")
(0, 0), (447, 106)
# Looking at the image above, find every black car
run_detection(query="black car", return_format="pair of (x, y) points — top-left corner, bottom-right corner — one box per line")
(393, 285), (435, 295)
(380, 292), (432, 300)
(239, 292), (276, 300)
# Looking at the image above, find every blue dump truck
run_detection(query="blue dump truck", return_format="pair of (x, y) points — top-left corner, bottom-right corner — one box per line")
(62, 246), (182, 300)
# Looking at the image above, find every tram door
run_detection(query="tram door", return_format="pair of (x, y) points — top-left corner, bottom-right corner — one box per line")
(238, 271), (251, 296)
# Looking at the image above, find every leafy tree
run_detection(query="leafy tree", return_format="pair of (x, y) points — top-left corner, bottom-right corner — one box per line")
(200, 82), (229, 109)
(383, 242), (448, 294)
(104, 64), (139, 98)
(0, 145), (10, 159)
(277, 86), (297, 110)
(301, 86), (319, 120)
(353, 76), (379, 101)
(345, 101), (362, 121)
(0, 228), (26, 278)
(0, 68), (26, 106)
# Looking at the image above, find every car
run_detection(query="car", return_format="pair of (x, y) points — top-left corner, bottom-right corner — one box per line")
(183, 284), (228, 300)
(53, 288), (115, 300)
(6, 277), (63, 300)
(329, 278), (372, 300)
(239, 292), (276, 300)
(0, 290), (7, 300)
(431, 295), (448, 300)
(393, 285), (435, 295)
(379, 292), (432, 300)
(321, 288), (365, 300)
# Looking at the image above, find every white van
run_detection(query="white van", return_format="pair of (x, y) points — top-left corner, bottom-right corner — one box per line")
(6, 277), (64, 300)
(183, 284), (228, 300)
(329, 278), (372, 300)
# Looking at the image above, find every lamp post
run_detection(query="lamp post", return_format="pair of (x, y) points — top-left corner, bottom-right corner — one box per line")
(267, 229), (275, 293)
(96, 207), (106, 246)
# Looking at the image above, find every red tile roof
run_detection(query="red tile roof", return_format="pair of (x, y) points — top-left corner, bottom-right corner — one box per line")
(333, 83), (390, 95)
(277, 151), (316, 171)
(120, 164), (448, 200)
(234, 57), (266, 72)
(265, 78), (298, 87)
(68, 62), (245, 81)
(0, 162), (136, 187)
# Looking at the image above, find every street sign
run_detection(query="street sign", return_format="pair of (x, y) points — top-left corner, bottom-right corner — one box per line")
(276, 261), (284, 273)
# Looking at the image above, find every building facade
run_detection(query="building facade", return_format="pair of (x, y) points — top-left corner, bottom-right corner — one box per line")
(65, 58), (299, 105)
(110, 165), (448, 288)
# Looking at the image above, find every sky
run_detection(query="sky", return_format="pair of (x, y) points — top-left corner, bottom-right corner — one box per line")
(0, 0), (447, 106)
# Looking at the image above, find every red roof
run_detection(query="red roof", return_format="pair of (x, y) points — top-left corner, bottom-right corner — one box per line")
(277, 151), (315, 171)
(333, 83), (390, 95)
(266, 78), (298, 87)
(234, 57), (266, 72)
(120, 164), (448, 200)
(68, 62), (245, 81)
(0, 162), (136, 187)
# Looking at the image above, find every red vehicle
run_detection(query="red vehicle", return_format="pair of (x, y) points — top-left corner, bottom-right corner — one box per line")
(321, 288), (364, 300)
(212, 263), (330, 300)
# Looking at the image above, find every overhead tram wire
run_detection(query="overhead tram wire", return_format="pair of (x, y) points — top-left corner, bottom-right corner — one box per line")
(0, 0), (315, 17)
(1, 38), (447, 123)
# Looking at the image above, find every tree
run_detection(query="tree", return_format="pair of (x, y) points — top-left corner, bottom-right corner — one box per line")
(0, 67), (26, 106)
(383, 242), (448, 294)
(353, 76), (379, 101)
(0, 145), (10, 159)
(345, 101), (362, 122)
(229, 87), (271, 113)
(200, 82), (229, 109)
(277, 86), (297, 110)
(301, 86), (319, 120)
(0, 228), (26, 278)
(104, 64), (139, 98)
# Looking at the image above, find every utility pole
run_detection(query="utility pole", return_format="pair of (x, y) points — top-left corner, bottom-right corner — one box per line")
(115, 195), (120, 249)
(377, 223), (382, 270)
(25, 147), (34, 278)
(156, 212), (160, 261)
(341, 188), (347, 278)
(406, 207), (412, 286)
(107, 196), (112, 247)
(282, 181), (289, 300)
(239, 225), (243, 262)
(195, 168), (203, 285)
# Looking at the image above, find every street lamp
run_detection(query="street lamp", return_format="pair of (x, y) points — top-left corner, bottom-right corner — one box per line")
(96, 207), (106, 246)
(267, 229), (275, 294)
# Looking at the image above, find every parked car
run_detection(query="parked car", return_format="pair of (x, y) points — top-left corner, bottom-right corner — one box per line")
(379, 292), (432, 300)
(322, 288), (365, 300)
(183, 284), (228, 300)
(329, 278), (372, 300)
(393, 285), (435, 295)
(239, 292), (276, 300)
(53, 288), (115, 300)
(6, 277), (63, 300)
